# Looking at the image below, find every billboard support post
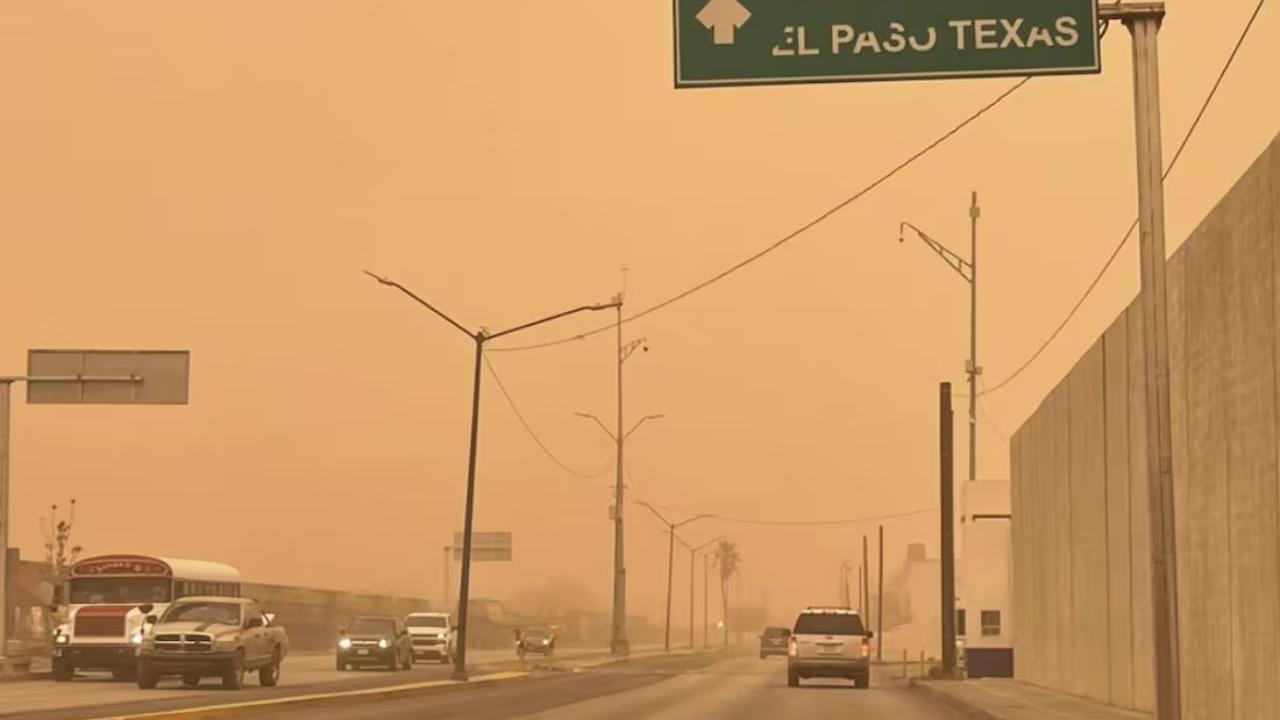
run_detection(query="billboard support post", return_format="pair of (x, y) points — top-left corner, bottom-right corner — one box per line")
(0, 349), (190, 666)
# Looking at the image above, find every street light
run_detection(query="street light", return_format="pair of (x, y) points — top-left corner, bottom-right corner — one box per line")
(686, 535), (724, 650)
(574, 381), (664, 659)
(898, 191), (981, 484)
(638, 501), (714, 653)
(364, 269), (619, 681)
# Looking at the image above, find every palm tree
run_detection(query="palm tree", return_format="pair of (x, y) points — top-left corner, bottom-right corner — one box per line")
(711, 540), (740, 647)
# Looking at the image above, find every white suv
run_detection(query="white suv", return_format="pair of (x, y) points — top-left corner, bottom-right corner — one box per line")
(404, 612), (454, 663)
(786, 606), (873, 688)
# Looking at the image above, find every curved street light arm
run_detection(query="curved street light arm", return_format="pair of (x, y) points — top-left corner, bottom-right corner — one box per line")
(573, 412), (618, 443)
(624, 413), (666, 439)
(638, 500), (672, 528)
(491, 301), (621, 341)
(621, 337), (648, 364)
(694, 535), (726, 553)
(675, 513), (715, 530)
(363, 270), (473, 338)
(898, 223), (973, 283)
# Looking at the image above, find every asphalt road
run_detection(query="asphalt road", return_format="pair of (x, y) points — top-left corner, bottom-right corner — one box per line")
(182, 653), (969, 720)
(0, 645), (665, 720)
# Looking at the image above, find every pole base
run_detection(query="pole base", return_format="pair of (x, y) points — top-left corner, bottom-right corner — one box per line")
(610, 637), (630, 656)
(450, 668), (469, 682)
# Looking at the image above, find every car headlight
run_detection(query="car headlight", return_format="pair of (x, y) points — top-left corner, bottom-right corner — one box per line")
(338, 638), (352, 650)
(378, 638), (389, 649)
(131, 632), (144, 645)
(55, 633), (70, 645)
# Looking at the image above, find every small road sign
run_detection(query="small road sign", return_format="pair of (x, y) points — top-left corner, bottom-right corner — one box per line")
(453, 531), (513, 562)
(26, 349), (190, 405)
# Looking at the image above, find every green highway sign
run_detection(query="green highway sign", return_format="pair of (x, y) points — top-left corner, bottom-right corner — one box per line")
(674, 0), (1101, 89)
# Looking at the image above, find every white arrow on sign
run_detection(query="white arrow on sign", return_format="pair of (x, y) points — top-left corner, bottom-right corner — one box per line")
(696, 0), (752, 45)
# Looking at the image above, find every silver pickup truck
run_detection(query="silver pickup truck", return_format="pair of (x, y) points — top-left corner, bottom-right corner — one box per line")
(135, 596), (289, 690)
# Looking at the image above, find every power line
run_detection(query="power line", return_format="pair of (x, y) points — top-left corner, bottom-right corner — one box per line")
(977, 378), (1009, 446)
(975, 0), (1269, 399)
(481, 353), (613, 479)
(487, 77), (1034, 354)
(486, 355), (942, 527)
(632, 497), (939, 528)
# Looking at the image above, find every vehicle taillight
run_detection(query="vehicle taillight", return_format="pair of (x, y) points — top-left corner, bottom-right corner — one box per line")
(860, 639), (870, 658)
(787, 637), (798, 657)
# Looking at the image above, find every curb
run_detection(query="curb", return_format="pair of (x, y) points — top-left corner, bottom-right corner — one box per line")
(80, 649), (712, 720)
(89, 671), (530, 720)
(909, 679), (1002, 720)
(571, 647), (726, 670)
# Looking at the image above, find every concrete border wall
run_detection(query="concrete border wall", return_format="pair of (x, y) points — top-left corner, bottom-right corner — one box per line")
(1011, 134), (1280, 720)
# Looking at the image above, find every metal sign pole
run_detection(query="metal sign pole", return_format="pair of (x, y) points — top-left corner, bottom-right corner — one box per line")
(1101, 3), (1182, 718)
(0, 381), (11, 657)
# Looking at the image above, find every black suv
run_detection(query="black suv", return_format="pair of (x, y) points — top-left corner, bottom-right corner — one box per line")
(759, 626), (791, 658)
(336, 616), (413, 671)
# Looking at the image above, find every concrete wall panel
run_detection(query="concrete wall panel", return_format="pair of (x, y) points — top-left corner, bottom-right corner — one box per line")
(1068, 341), (1111, 702)
(1223, 147), (1280, 719)
(1010, 426), (1026, 680)
(1126, 305), (1155, 712)
(1032, 407), (1050, 687)
(1047, 382), (1073, 692)
(1008, 134), (1280, 719)
(1103, 315), (1134, 708)
(1166, 245), (1193, 718)
(1184, 193), (1236, 720)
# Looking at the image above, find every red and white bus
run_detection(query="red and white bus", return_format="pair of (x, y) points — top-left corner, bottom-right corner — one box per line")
(52, 554), (242, 681)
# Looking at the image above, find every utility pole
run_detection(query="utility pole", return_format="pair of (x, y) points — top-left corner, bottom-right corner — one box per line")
(365, 270), (619, 681)
(639, 502), (712, 653)
(688, 536), (722, 650)
(612, 295), (629, 657)
(900, 198), (981, 485)
(968, 192), (980, 484)
(876, 525), (885, 661)
(940, 382), (957, 678)
(442, 545), (452, 613)
(0, 382), (10, 653)
(575, 297), (658, 658)
(702, 554), (710, 649)
(862, 534), (870, 623)
(1099, 4), (1181, 718)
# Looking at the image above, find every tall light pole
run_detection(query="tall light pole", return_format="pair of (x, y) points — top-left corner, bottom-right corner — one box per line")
(574, 391), (663, 659)
(900, 191), (981, 484)
(442, 545), (452, 613)
(364, 270), (619, 681)
(687, 535), (724, 650)
(638, 501), (713, 653)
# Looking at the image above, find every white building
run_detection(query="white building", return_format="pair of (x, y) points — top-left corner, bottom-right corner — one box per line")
(959, 478), (1013, 678)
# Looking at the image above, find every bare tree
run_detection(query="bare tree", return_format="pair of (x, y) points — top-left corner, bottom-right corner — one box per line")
(41, 500), (82, 635)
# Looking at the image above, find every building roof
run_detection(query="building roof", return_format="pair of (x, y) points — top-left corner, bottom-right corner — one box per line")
(70, 554), (241, 584)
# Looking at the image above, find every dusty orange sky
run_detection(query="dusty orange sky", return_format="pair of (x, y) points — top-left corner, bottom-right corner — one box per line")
(1, 1), (1276, 623)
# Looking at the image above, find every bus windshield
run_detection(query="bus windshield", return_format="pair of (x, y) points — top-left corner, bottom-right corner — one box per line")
(68, 577), (172, 605)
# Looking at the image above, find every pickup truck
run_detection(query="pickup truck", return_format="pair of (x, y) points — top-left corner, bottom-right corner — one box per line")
(135, 596), (289, 690)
